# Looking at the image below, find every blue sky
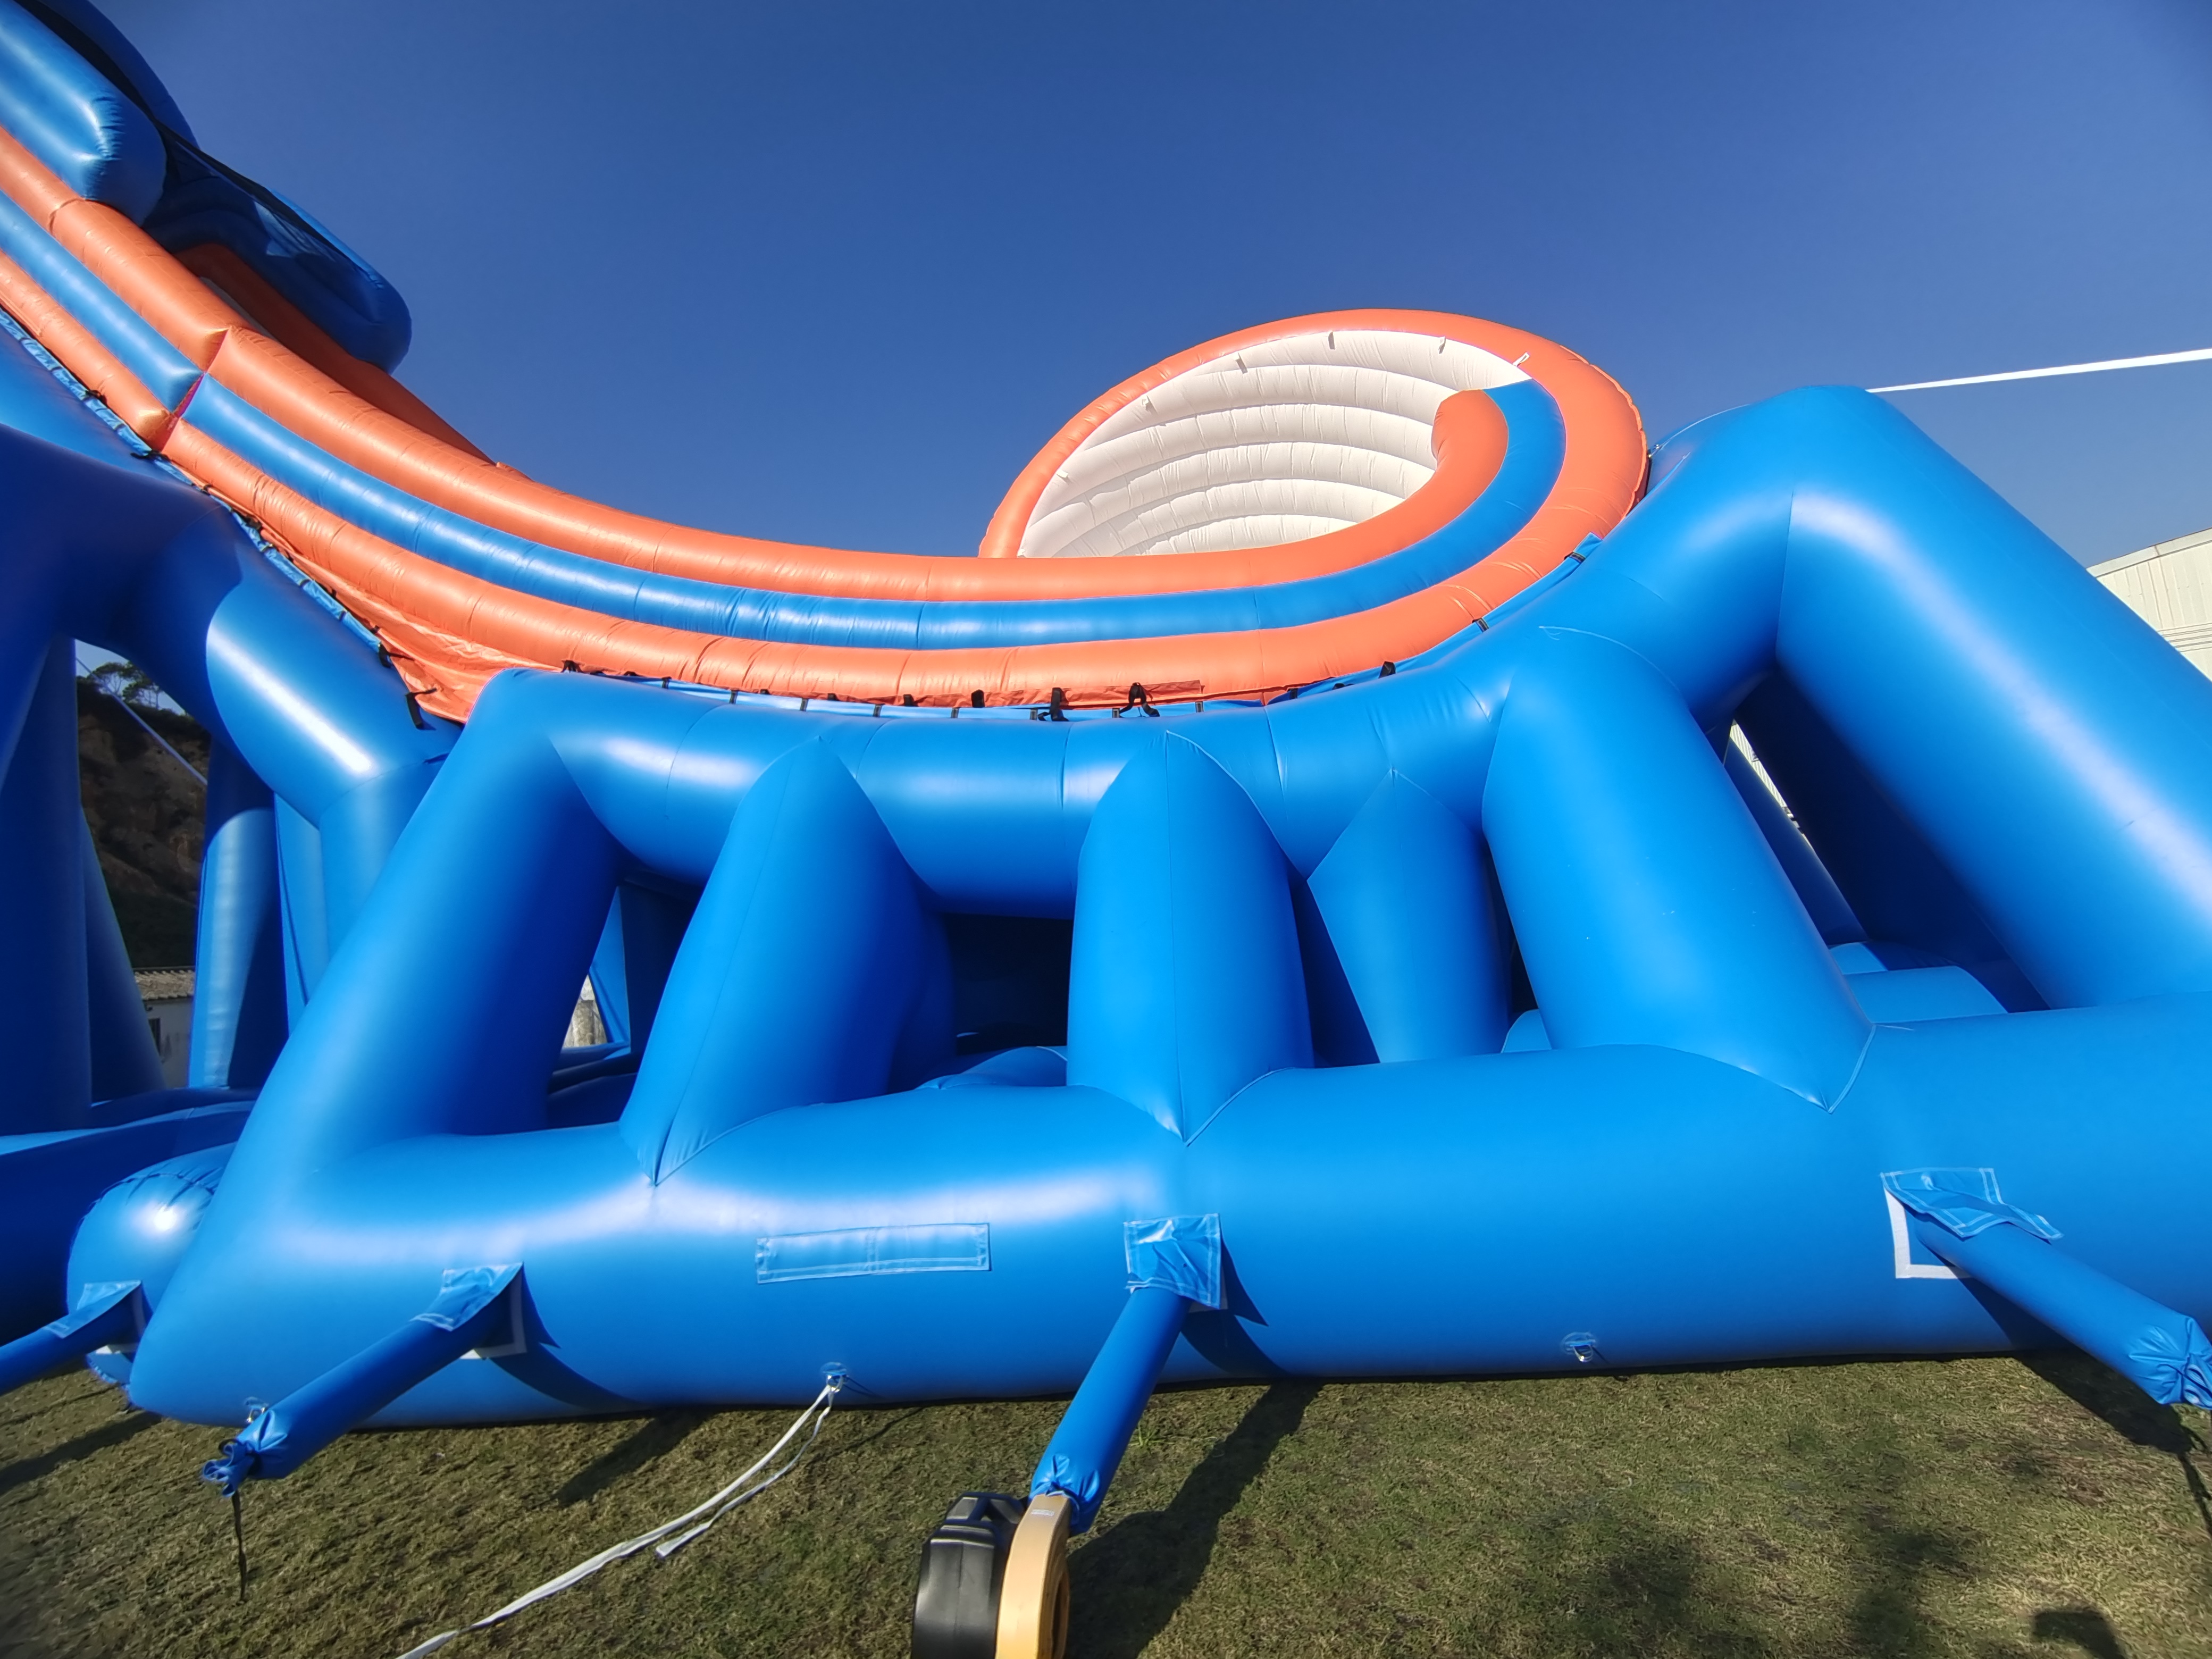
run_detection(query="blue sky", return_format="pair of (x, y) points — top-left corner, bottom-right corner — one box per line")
(96, 0), (2212, 565)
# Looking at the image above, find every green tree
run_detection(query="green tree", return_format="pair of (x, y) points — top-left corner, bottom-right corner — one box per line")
(83, 657), (163, 708)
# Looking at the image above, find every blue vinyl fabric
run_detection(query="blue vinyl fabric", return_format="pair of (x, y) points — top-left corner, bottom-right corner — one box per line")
(68, 1146), (231, 1333)
(1123, 1216), (1223, 1307)
(200, 1264), (517, 1492)
(143, 139), (414, 371)
(1894, 1183), (2212, 1410)
(0, 1100), (245, 1343)
(0, 0), (161, 218)
(1031, 1285), (1191, 1531)
(2, 9), (2211, 1534)
(0, 294), (447, 1340)
(12, 0), (192, 140)
(0, 1277), (138, 1395)
(80, 814), (163, 1100)
(26, 383), (2192, 1499)
(0, 0), (412, 366)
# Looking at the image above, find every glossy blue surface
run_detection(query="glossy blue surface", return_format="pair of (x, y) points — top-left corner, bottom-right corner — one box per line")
(0, 383), (2184, 1459)
(0, 15), (2207, 1553)
(0, 0), (161, 219)
(0, 314), (444, 1342)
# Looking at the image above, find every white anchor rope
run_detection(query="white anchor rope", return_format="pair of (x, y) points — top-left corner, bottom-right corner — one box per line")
(1871, 345), (2212, 393)
(393, 1378), (842, 1658)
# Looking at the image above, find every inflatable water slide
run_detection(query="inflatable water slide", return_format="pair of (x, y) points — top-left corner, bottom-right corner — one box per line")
(1, 3), (2209, 1651)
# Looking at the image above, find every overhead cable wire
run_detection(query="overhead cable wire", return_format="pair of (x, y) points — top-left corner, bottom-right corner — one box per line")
(1872, 346), (2212, 394)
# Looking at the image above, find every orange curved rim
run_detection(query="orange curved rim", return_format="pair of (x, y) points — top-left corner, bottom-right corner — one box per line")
(0, 126), (1649, 715)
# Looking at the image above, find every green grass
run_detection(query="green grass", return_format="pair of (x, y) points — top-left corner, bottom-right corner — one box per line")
(3, 1351), (2208, 1657)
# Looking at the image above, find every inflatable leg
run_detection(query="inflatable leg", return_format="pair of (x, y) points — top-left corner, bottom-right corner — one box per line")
(586, 877), (696, 1052)
(999, 1287), (1191, 1658)
(1888, 1172), (2212, 1409)
(200, 1264), (519, 1492)
(82, 815), (164, 1100)
(0, 639), (90, 1130)
(1918, 1223), (2212, 1407)
(1030, 1285), (1191, 1533)
(1066, 734), (1310, 1137)
(1485, 628), (1870, 1107)
(1721, 738), (1863, 947)
(1306, 772), (1510, 1061)
(189, 742), (287, 1089)
(620, 739), (944, 1179)
(911, 1290), (1185, 1659)
(0, 1280), (140, 1396)
(918, 1214), (1219, 1657)
(273, 799), (328, 1020)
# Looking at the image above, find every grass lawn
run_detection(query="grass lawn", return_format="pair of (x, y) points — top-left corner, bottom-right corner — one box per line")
(2, 1350), (2208, 1657)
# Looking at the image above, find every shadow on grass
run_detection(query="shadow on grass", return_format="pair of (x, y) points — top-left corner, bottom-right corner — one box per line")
(1067, 1380), (1319, 1659)
(0, 1409), (154, 1499)
(811, 1404), (929, 1470)
(556, 1409), (711, 1505)
(1495, 1371), (1998, 1659)
(2031, 1605), (2128, 1658)
(2020, 1350), (2212, 1546)
(1834, 1497), (1976, 1659)
(0, 1375), (111, 1434)
(1516, 1532), (1778, 1659)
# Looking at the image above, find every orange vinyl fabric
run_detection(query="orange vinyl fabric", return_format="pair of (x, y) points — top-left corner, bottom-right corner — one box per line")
(0, 246), (169, 441)
(0, 126), (1648, 713)
(173, 244), (487, 457)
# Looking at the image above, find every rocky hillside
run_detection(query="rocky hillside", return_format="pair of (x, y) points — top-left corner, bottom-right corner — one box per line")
(77, 681), (208, 968)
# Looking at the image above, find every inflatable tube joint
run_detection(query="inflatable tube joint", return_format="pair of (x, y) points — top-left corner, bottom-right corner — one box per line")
(0, 1276), (138, 1396)
(200, 1264), (520, 1494)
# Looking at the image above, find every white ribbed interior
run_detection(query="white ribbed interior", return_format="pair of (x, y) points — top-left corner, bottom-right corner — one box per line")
(1016, 330), (1529, 559)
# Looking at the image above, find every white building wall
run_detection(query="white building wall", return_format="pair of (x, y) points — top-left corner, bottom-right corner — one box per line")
(134, 969), (193, 1088)
(2092, 527), (2212, 674)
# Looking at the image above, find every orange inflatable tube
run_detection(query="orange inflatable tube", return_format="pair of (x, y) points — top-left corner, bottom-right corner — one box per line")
(0, 127), (1648, 711)
(0, 126), (1639, 596)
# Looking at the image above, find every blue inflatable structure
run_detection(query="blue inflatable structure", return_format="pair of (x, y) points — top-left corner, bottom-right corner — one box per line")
(1, 6), (2209, 1651)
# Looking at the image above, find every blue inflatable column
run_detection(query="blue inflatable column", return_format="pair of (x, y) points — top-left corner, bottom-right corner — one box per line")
(0, 640), (90, 1130)
(272, 799), (329, 1022)
(313, 763), (444, 954)
(81, 816), (164, 1099)
(1772, 396), (2212, 1009)
(189, 742), (287, 1088)
(1485, 629), (1869, 1106)
(189, 551), (457, 962)
(1721, 741), (1864, 948)
(588, 878), (697, 1052)
(621, 740), (946, 1180)
(1736, 675), (2036, 1008)
(1306, 773), (1510, 1061)
(1067, 735), (1311, 1136)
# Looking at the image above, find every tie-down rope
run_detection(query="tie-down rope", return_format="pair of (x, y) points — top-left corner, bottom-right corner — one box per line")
(394, 1376), (842, 1658)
